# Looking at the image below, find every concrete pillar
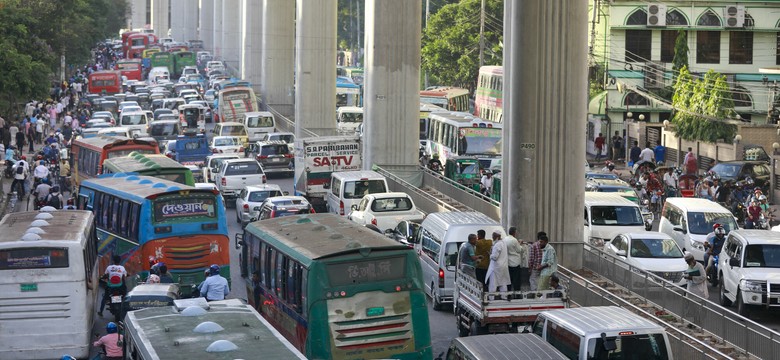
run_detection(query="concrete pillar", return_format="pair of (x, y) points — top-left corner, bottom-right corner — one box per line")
(171, 0), (199, 41)
(221, 0), (241, 72)
(130, 0), (147, 30)
(151, 0), (170, 38)
(503, 0), (587, 268)
(261, 0), (294, 108)
(213, 0), (223, 57)
(295, 0), (337, 136)
(363, 0), (421, 169)
(241, 0), (263, 91)
(199, 0), (214, 51)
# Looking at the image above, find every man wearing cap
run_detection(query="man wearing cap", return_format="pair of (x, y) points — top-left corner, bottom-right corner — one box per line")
(485, 230), (511, 296)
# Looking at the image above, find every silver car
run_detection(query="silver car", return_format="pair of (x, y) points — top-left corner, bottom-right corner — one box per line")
(235, 184), (285, 226)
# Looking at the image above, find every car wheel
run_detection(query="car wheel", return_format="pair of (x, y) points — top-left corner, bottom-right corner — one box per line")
(469, 319), (484, 336)
(736, 289), (750, 317)
(719, 276), (732, 307)
(432, 289), (443, 311)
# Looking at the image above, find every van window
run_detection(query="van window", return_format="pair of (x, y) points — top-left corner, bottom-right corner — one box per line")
(546, 323), (580, 359)
(587, 333), (669, 360)
(662, 205), (681, 226)
(590, 206), (643, 226)
(343, 179), (387, 199)
(686, 212), (738, 235)
(247, 116), (274, 128)
(121, 114), (146, 125)
(222, 125), (247, 136)
(332, 179), (341, 196)
(224, 161), (263, 176)
(420, 229), (440, 263)
(150, 122), (179, 136)
(371, 196), (412, 212)
(444, 242), (463, 267)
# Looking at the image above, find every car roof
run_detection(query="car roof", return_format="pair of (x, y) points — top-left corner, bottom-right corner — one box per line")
(258, 140), (287, 146)
(212, 136), (240, 141)
(264, 196), (310, 205)
(421, 212), (501, 240)
(539, 306), (664, 335)
(244, 111), (273, 117)
(223, 158), (257, 163)
(665, 198), (730, 212)
(331, 170), (384, 180)
(365, 192), (412, 199)
(453, 333), (567, 360)
(244, 184), (283, 192)
(151, 119), (179, 124)
(219, 121), (245, 126)
(121, 111), (146, 116)
(207, 154), (240, 160)
(715, 160), (766, 165)
(732, 229), (780, 245)
(622, 232), (673, 240)
(584, 192), (637, 206)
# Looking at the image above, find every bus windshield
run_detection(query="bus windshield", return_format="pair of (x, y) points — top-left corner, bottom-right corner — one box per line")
(588, 333), (669, 360)
(460, 128), (502, 155)
(0, 248), (69, 270)
(153, 194), (217, 223)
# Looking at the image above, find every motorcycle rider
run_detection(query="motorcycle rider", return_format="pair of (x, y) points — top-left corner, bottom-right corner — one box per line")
(199, 264), (230, 301)
(663, 167), (678, 198)
(11, 156), (29, 197)
(4, 145), (16, 176)
(33, 178), (51, 208)
(704, 224), (727, 279)
(92, 322), (123, 360)
(428, 153), (442, 172)
(746, 199), (762, 229)
(98, 255), (127, 317)
(32, 158), (49, 186)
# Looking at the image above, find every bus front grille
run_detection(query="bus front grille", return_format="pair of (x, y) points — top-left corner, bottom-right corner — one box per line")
(0, 295), (71, 320)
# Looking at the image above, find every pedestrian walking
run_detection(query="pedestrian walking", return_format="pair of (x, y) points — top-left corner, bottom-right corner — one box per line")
(594, 133), (605, 162)
(486, 231), (511, 296)
(536, 233), (558, 291)
(611, 131), (622, 161)
(683, 252), (707, 326)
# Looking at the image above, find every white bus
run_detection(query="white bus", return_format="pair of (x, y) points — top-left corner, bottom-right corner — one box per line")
(424, 111), (503, 165)
(0, 210), (98, 360)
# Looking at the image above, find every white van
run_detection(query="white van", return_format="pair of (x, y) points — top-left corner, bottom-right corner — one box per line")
(415, 212), (504, 310)
(336, 106), (363, 134)
(533, 306), (674, 360)
(658, 198), (737, 262)
(326, 171), (388, 216)
(148, 67), (170, 84)
(584, 192), (650, 248)
(97, 127), (139, 138)
(118, 111), (150, 136)
(243, 111), (276, 142)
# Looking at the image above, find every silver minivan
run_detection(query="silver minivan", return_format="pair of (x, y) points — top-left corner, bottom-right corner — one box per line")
(444, 333), (567, 360)
(414, 212), (504, 310)
(326, 171), (388, 216)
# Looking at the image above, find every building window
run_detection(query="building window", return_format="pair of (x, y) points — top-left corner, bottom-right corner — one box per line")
(697, 31), (720, 64)
(697, 10), (722, 27)
(625, 30), (652, 62)
(666, 9), (688, 26)
(624, 92), (650, 106)
(626, 9), (647, 26)
(729, 32), (753, 64)
(732, 86), (753, 108)
(661, 30), (684, 63)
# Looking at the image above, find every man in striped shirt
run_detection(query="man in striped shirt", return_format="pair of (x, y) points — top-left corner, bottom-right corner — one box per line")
(528, 231), (545, 291)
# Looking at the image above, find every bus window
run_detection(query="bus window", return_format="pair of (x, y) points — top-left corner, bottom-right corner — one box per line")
(120, 201), (130, 236)
(111, 198), (120, 233)
(129, 203), (140, 240)
(263, 244), (272, 287)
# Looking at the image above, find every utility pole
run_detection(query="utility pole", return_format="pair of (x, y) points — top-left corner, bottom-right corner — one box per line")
(356, 0), (361, 67)
(424, 0), (430, 88)
(479, 0), (485, 67)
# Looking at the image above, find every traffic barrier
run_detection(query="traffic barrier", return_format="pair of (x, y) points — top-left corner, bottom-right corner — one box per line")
(419, 167), (500, 221)
(373, 165), (461, 215)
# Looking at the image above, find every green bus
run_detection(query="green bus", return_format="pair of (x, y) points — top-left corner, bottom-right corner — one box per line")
(237, 214), (432, 360)
(101, 152), (195, 186)
(150, 52), (173, 73)
(173, 51), (196, 78)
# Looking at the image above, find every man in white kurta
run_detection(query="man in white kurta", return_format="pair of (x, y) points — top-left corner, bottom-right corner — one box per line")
(486, 230), (511, 293)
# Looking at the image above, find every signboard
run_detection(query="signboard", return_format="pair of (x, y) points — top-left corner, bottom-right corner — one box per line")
(304, 142), (361, 171)
(153, 196), (216, 222)
(327, 257), (406, 286)
(0, 248), (69, 270)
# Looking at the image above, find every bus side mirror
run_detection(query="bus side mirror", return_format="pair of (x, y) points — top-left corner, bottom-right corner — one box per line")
(234, 233), (244, 250)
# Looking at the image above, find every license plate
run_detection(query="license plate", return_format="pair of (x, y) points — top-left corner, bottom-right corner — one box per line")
(111, 296), (122, 303)
(272, 158), (281, 162)
(20, 283), (37, 292)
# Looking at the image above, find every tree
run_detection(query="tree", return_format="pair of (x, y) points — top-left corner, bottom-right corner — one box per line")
(421, 0), (503, 90)
(672, 30), (688, 77)
(671, 66), (737, 142)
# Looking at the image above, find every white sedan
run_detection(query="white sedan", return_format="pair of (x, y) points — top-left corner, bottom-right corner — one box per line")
(604, 232), (688, 285)
(348, 192), (425, 232)
(209, 136), (244, 155)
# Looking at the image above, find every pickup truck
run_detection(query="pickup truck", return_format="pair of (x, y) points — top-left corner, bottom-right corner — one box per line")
(453, 266), (568, 336)
(347, 192), (425, 232)
(214, 158), (267, 202)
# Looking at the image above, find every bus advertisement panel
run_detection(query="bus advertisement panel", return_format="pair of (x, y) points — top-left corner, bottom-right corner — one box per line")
(78, 175), (230, 295)
(116, 59), (143, 81)
(475, 66), (503, 123)
(88, 71), (122, 95)
(217, 86), (258, 123)
(239, 214), (432, 360)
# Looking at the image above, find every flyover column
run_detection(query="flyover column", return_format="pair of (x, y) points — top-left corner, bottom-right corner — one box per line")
(503, 0), (587, 268)
(130, 0), (147, 30)
(221, 0), (241, 72)
(213, 0), (223, 57)
(295, 0), (337, 136)
(151, 0), (170, 38)
(199, 0), (214, 51)
(260, 0), (294, 111)
(240, 0), (263, 91)
(363, 0), (421, 170)
(170, 0), (198, 41)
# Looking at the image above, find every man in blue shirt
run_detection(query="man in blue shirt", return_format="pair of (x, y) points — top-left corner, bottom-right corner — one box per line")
(199, 264), (229, 301)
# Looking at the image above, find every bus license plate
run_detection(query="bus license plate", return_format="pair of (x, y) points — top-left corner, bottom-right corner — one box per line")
(366, 307), (385, 317)
(111, 296), (123, 303)
(20, 283), (37, 292)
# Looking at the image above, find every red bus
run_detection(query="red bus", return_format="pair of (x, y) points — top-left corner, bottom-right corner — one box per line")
(71, 136), (159, 191)
(125, 33), (150, 57)
(116, 59), (143, 81)
(121, 31), (140, 56)
(88, 71), (122, 95)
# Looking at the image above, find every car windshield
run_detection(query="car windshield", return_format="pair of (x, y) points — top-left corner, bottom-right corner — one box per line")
(370, 197), (413, 212)
(343, 180), (388, 199)
(121, 115), (145, 125)
(743, 245), (780, 268)
(587, 173), (619, 180)
(339, 112), (363, 123)
(150, 123), (179, 136)
(631, 238), (683, 258)
(710, 163), (741, 179)
(686, 212), (738, 235)
(248, 190), (282, 202)
(269, 134), (294, 143)
(587, 333), (669, 360)
(225, 162), (262, 176)
(590, 206), (643, 226)
(247, 116), (274, 128)
(223, 125), (247, 136)
(455, 161), (479, 175)
(214, 137), (239, 146)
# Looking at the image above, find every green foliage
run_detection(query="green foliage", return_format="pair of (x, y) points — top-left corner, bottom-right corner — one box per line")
(671, 67), (737, 142)
(0, 0), (127, 116)
(421, 0), (503, 90)
(672, 30), (688, 77)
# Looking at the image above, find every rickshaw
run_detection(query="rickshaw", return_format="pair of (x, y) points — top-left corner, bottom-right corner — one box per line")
(178, 104), (205, 131)
(678, 174), (697, 197)
(444, 156), (482, 191)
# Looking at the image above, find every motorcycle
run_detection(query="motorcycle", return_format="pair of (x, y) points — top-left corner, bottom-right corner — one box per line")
(107, 287), (125, 323)
(708, 254), (719, 287)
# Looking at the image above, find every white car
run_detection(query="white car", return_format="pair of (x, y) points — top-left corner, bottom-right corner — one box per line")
(234, 184), (286, 226)
(347, 192), (425, 232)
(202, 154), (240, 182)
(604, 232), (688, 285)
(118, 101), (139, 112)
(209, 136), (244, 155)
(719, 229), (780, 316)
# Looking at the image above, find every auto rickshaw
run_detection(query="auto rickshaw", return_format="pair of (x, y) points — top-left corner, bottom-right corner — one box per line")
(444, 156), (482, 191)
(179, 104), (205, 131)
(678, 174), (697, 197)
(491, 172), (502, 202)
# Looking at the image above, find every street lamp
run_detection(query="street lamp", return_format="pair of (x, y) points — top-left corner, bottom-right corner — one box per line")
(773, 142), (780, 155)
(663, 120), (670, 128)
(626, 111), (633, 120)
(638, 114), (645, 121)
(734, 134), (742, 144)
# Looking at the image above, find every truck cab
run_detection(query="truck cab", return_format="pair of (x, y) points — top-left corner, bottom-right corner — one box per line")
(171, 132), (210, 166)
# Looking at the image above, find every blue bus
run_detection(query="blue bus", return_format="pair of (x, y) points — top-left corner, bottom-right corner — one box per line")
(77, 174), (229, 292)
(337, 76), (362, 108)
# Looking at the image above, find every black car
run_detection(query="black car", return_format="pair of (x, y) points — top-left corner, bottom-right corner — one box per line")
(710, 160), (770, 190)
(385, 220), (421, 248)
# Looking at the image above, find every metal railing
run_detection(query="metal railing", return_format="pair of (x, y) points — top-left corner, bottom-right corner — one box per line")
(373, 165), (461, 215)
(558, 265), (732, 359)
(583, 245), (780, 360)
(419, 167), (501, 221)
